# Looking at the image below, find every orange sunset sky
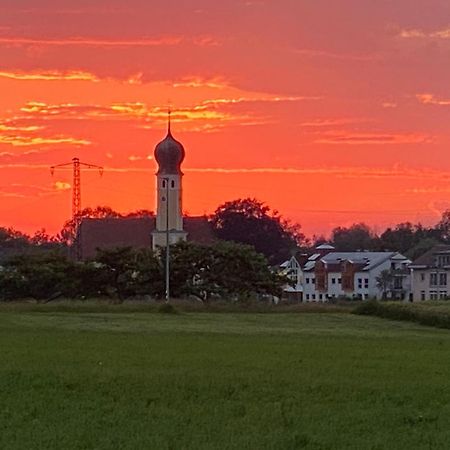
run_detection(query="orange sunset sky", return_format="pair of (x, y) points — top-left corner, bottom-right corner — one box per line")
(1, 0), (450, 238)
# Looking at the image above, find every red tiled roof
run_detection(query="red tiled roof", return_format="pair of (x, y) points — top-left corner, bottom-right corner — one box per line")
(79, 216), (215, 259)
(184, 216), (216, 245)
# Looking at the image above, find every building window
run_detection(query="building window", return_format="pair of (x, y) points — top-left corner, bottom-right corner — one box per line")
(440, 291), (447, 299)
(364, 279), (369, 289)
(312, 294), (316, 300)
(306, 278), (310, 284)
(332, 278), (336, 284)
(289, 270), (298, 284)
(438, 256), (450, 267)
(420, 273), (425, 282)
(162, 179), (166, 188)
(358, 278), (362, 289)
(312, 278), (315, 285)
(393, 277), (403, 289)
(171, 180), (175, 188)
(430, 273), (438, 286)
(430, 290), (438, 300)
(440, 273), (447, 286)
(319, 294), (323, 300)
(305, 294), (310, 300)
(338, 278), (342, 284)
(421, 291), (426, 301)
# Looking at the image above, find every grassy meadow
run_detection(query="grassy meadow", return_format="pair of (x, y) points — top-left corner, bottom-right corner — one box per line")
(1, 306), (450, 449)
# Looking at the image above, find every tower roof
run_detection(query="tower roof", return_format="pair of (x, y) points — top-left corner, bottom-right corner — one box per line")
(154, 112), (185, 175)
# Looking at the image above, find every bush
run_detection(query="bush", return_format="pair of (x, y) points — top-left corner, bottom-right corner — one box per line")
(158, 303), (178, 314)
(353, 301), (450, 329)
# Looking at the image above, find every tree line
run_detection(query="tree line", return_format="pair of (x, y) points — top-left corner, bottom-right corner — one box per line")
(2, 199), (450, 265)
(208, 199), (450, 263)
(0, 241), (284, 302)
(1, 198), (450, 302)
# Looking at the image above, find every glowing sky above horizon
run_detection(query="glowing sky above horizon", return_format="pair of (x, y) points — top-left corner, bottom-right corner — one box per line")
(1, 0), (450, 238)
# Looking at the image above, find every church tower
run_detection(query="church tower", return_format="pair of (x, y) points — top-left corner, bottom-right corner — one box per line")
(152, 114), (187, 249)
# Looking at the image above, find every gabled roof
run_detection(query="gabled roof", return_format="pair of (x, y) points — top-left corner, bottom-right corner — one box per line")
(79, 216), (215, 259)
(302, 251), (403, 272)
(183, 217), (216, 245)
(321, 252), (396, 271)
(316, 244), (335, 250)
(411, 245), (450, 268)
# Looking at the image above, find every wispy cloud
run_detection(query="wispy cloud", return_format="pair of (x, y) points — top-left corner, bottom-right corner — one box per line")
(172, 76), (231, 89)
(0, 70), (99, 82)
(314, 131), (432, 145)
(300, 118), (369, 128)
(0, 123), (43, 132)
(0, 35), (218, 48)
(382, 102), (397, 109)
(1, 163), (450, 185)
(15, 93), (308, 130)
(0, 135), (90, 147)
(19, 101), (247, 125)
(0, 117), (90, 147)
(0, 183), (63, 199)
(10, 7), (131, 15)
(54, 181), (71, 190)
(127, 155), (153, 162)
(399, 27), (450, 40)
(416, 93), (450, 106)
(407, 187), (450, 194)
(201, 95), (318, 106)
(293, 48), (379, 62)
(91, 165), (450, 181)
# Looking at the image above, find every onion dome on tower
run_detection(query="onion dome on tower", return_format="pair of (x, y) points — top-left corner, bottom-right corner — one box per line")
(154, 112), (185, 175)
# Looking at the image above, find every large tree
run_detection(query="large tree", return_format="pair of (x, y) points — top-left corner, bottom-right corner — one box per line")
(0, 252), (76, 301)
(331, 223), (375, 251)
(168, 241), (284, 301)
(209, 198), (305, 264)
(436, 210), (450, 243)
(92, 247), (162, 300)
(376, 270), (394, 300)
(379, 222), (441, 254)
(406, 237), (441, 261)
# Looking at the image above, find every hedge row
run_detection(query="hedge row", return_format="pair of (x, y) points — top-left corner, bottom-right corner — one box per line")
(353, 300), (450, 330)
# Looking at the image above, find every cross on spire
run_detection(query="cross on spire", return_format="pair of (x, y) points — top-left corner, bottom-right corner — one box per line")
(168, 107), (171, 135)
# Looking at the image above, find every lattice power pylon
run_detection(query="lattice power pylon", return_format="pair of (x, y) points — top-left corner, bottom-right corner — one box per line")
(51, 157), (103, 259)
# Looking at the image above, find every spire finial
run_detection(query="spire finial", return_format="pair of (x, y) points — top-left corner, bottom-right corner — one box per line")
(167, 101), (172, 136)
(168, 108), (171, 134)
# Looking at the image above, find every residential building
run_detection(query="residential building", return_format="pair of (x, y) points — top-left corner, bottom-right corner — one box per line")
(410, 245), (450, 301)
(279, 254), (308, 302)
(282, 245), (411, 301)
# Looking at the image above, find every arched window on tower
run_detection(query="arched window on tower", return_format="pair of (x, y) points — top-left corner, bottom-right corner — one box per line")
(171, 180), (175, 188)
(162, 179), (166, 188)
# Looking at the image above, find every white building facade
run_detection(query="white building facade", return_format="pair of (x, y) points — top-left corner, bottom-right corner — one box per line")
(410, 245), (450, 301)
(282, 245), (411, 302)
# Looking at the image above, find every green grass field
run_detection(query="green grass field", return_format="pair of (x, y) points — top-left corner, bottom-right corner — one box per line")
(1, 308), (450, 449)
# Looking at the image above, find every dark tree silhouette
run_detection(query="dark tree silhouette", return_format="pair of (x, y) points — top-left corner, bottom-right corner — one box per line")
(209, 198), (306, 264)
(331, 223), (375, 251)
